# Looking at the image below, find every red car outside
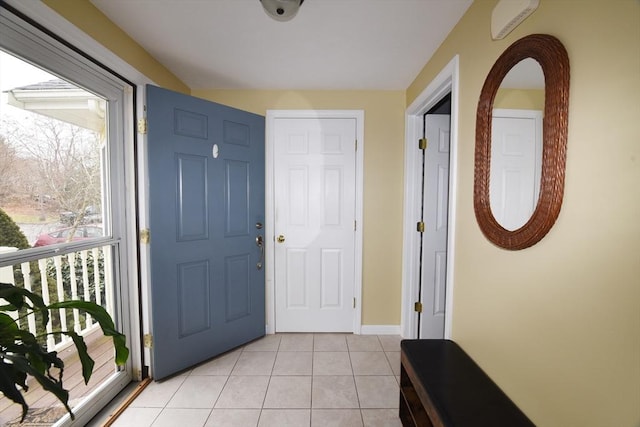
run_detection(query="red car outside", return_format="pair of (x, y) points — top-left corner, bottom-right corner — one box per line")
(33, 226), (103, 247)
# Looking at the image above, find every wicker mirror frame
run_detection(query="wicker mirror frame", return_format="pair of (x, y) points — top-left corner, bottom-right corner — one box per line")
(474, 34), (570, 250)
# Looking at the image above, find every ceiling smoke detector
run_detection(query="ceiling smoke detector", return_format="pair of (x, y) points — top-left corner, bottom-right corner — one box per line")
(260, 0), (304, 22)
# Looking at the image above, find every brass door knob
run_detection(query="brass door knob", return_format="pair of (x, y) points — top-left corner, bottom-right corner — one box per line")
(277, 235), (285, 243)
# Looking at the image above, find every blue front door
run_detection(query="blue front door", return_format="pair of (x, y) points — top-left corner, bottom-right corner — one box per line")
(146, 85), (265, 379)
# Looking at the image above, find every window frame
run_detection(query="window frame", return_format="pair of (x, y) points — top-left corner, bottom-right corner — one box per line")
(0, 3), (141, 425)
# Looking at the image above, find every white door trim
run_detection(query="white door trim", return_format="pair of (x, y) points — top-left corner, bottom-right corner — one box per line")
(265, 110), (364, 335)
(401, 56), (460, 339)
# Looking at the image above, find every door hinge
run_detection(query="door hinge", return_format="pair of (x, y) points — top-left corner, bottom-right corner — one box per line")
(354, 220), (357, 231)
(353, 298), (356, 308)
(416, 221), (425, 233)
(418, 137), (427, 150)
(143, 333), (153, 348)
(414, 301), (423, 313)
(137, 118), (148, 135)
(355, 139), (358, 151)
(140, 228), (150, 244)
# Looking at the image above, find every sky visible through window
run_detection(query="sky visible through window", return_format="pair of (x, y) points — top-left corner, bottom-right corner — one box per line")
(0, 51), (58, 131)
(0, 50), (106, 249)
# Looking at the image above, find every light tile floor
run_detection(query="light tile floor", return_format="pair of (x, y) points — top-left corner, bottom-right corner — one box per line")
(109, 334), (402, 427)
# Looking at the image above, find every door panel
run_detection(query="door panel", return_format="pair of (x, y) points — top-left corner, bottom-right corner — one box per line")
(147, 85), (265, 379)
(225, 160), (250, 235)
(177, 154), (209, 240)
(178, 260), (210, 336)
(321, 248), (343, 307)
(420, 114), (450, 338)
(274, 118), (356, 332)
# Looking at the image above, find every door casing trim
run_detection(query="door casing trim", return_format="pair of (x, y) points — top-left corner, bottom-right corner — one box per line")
(265, 110), (364, 334)
(401, 56), (460, 339)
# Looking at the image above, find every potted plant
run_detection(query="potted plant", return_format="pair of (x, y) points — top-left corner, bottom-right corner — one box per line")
(0, 281), (129, 422)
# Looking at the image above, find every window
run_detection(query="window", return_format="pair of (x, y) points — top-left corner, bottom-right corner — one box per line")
(0, 5), (135, 425)
(1, 51), (107, 248)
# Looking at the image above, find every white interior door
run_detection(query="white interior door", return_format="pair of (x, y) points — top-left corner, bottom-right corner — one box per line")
(273, 117), (357, 332)
(490, 109), (542, 230)
(419, 114), (451, 338)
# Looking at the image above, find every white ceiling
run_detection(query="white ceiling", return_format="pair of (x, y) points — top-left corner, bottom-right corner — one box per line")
(501, 58), (544, 89)
(90, 0), (473, 91)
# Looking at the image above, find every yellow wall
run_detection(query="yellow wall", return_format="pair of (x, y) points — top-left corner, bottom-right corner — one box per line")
(192, 89), (406, 326)
(494, 88), (544, 110)
(42, 0), (188, 93)
(408, 1), (640, 426)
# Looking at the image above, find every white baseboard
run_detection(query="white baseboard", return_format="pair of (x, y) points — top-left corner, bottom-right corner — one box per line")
(360, 325), (401, 335)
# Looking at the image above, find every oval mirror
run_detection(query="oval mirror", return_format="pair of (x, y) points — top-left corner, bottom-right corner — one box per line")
(490, 58), (544, 230)
(474, 34), (570, 250)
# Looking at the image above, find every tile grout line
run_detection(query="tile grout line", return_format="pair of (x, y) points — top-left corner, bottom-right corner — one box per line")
(203, 347), (240, 425)
(308, 334), (314, 427)
(257, 334), (281, 426)
(349, 336), (366, 426)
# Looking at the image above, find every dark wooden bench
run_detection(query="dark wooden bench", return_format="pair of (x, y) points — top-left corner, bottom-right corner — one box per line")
(399, 339), (535, 427)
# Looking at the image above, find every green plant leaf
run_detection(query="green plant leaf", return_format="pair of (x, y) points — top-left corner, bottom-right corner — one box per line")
(49, 301), (129, 365)
(0, 318), (54, 378)
(19, 333), (63, 378)
(65, 331), (94, 384)
(0, 282), (49, 327)
(4, 353), (73, 420)
(0, 362), (29, 422)
(0, 283), (128, 421)
(0, 312), (19, 336)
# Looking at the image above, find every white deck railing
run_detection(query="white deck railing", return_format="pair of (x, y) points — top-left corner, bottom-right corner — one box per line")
(1, 245), (114, 351)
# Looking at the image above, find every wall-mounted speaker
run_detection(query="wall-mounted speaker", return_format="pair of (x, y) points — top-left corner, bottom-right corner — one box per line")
(491, 0), (540, 40)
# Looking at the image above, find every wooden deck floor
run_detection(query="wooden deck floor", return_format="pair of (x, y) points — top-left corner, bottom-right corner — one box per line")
(0, 326), (117, 426)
